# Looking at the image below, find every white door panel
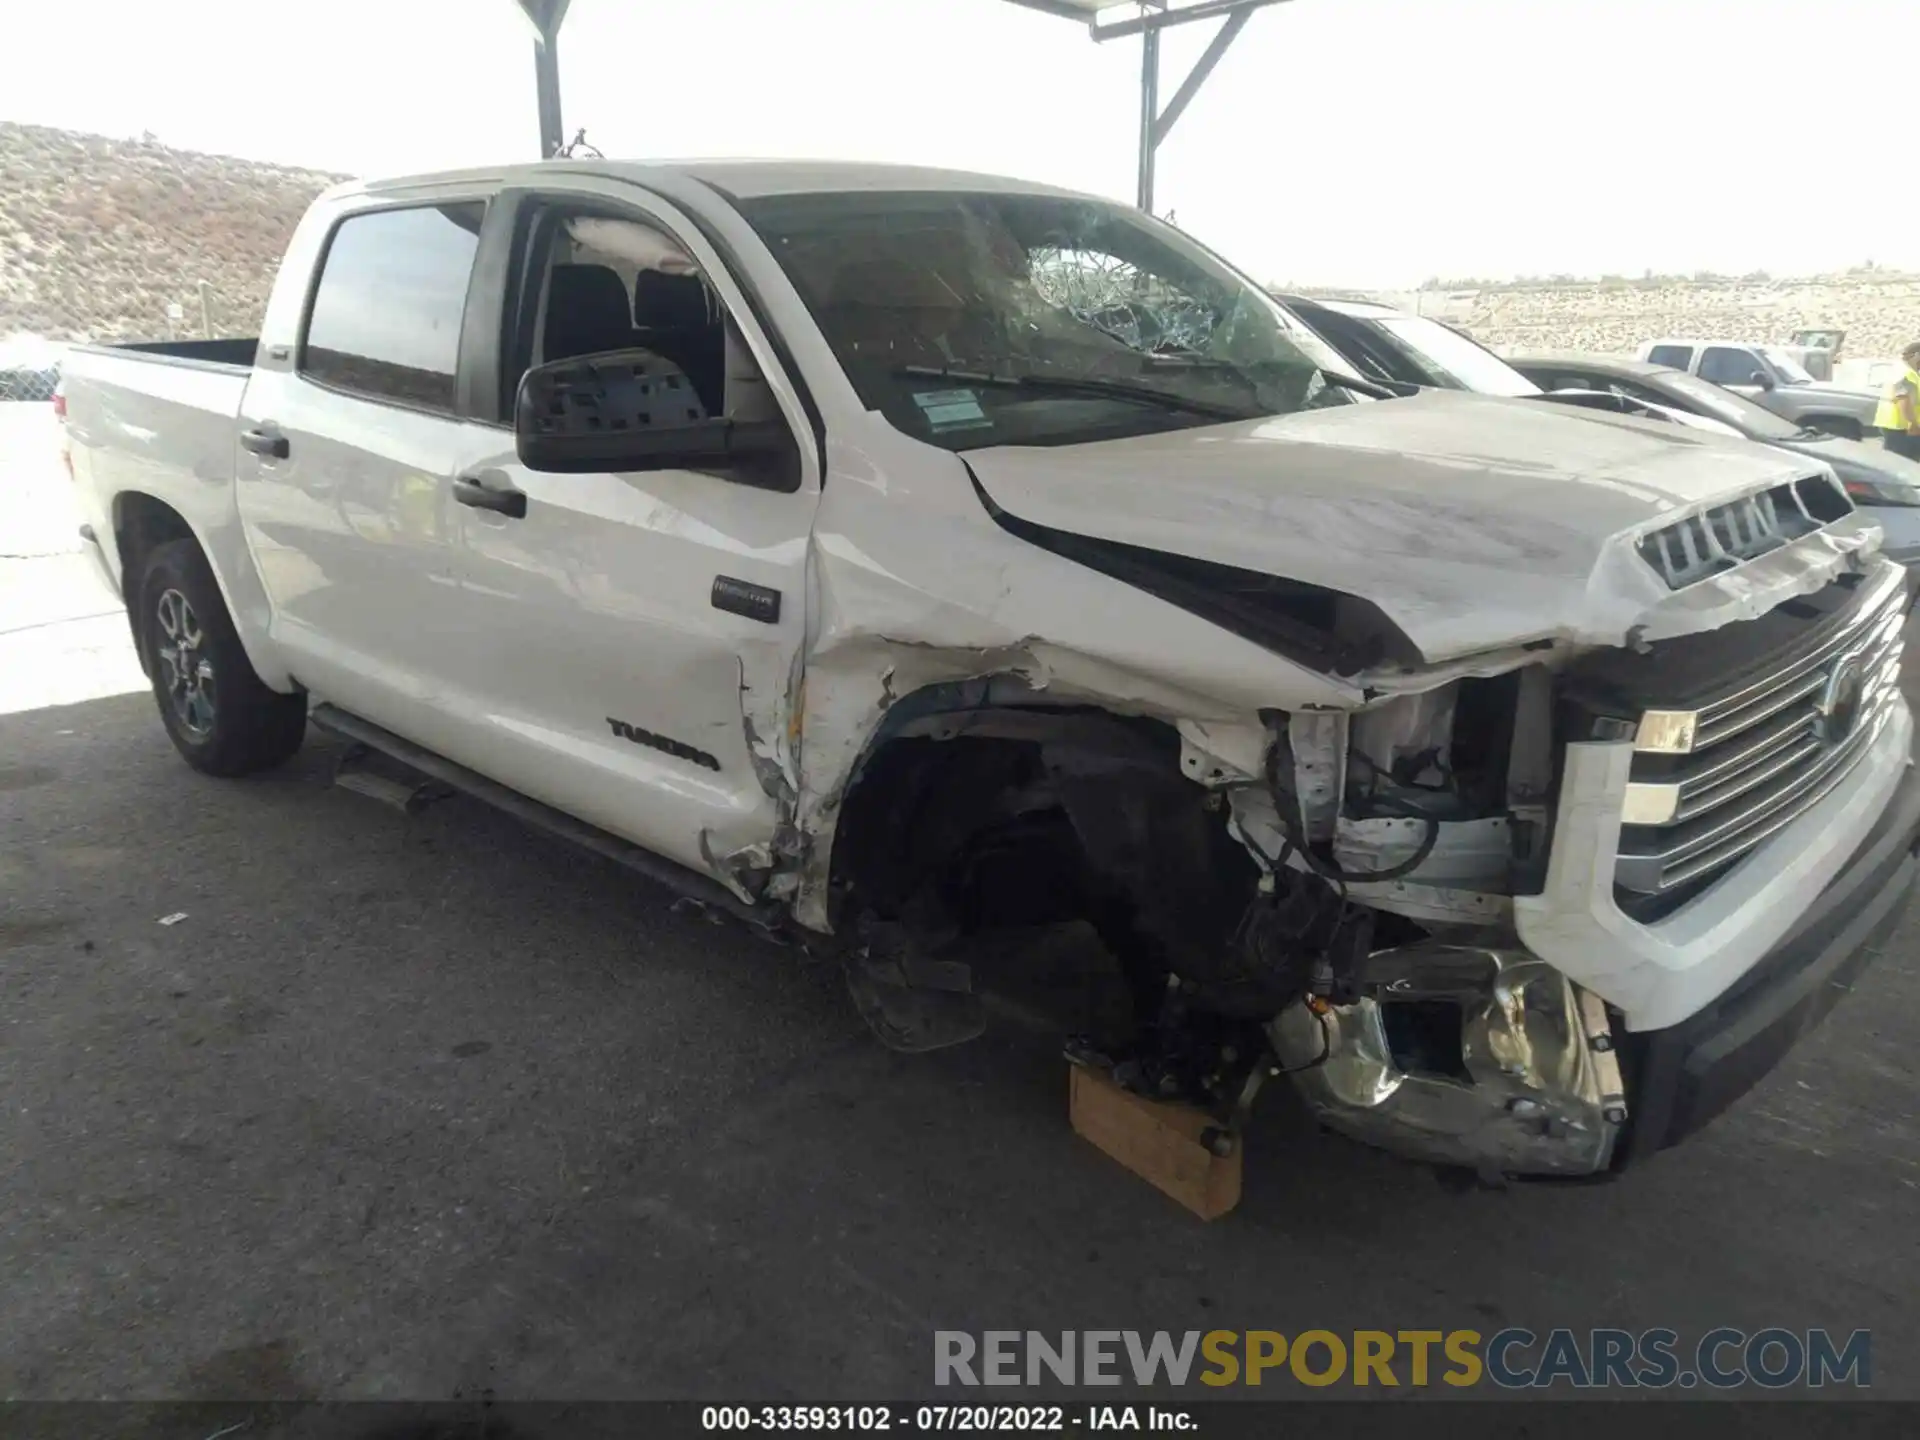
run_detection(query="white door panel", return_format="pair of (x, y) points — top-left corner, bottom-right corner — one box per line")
(235, 194), (489, 748)
(437, 178), (824, 887)
(237, 371), (473, 742)
(447, 426), (814, 879)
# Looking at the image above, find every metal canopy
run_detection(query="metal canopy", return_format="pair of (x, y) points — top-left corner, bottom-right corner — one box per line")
(509, 0), (1282, 200)
(1003, 0), (1290, 213)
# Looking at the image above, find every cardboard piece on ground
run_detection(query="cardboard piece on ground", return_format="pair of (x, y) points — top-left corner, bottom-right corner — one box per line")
(1068, 1062), (1243, 1220)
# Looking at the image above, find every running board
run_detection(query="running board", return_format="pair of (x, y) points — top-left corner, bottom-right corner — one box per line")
(309, 704), (778, 931)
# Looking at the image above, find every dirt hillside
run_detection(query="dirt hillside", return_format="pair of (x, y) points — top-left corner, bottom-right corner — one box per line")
(0, 121), (341, 342)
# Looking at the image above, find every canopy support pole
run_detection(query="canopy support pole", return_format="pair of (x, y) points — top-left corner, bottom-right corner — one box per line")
(1002, 0), (1288, 215)
(1136, 26), (1161, 211)
(515, 0), (574, 157)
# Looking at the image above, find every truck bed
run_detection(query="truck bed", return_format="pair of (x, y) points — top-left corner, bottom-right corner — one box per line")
(98, 337), (261, 370)
(60, 339), (257, 611)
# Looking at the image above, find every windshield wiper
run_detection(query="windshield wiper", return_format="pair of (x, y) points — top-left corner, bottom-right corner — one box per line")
(1138, 353), (1409, 402)
(1323, 370), (1414, 400)
(892, 364), (1250, 420)
(1141, 352), (1411, 402)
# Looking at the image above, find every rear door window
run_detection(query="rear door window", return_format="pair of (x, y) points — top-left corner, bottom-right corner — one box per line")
(1646, 344), (1693, 369)
(301, 202), (488, 411)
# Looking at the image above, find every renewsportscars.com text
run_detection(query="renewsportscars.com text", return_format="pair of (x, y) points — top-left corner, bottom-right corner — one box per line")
(934, 1328), (1871, 1390)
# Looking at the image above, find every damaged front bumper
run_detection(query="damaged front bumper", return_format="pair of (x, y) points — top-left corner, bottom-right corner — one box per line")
(1616, 753), (1920, 1163)
(1270, 761), (1920, 1177)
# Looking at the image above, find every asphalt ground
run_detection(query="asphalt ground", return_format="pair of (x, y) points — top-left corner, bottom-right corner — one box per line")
(3, 406), (1918, 1405)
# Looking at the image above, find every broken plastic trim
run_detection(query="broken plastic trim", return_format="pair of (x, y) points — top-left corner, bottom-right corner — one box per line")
(1635, 475), (1850, 591)
(963, 464), (1422, 676)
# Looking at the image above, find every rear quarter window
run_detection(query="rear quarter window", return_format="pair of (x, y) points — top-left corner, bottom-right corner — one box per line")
(1647, 344), (1693, 369)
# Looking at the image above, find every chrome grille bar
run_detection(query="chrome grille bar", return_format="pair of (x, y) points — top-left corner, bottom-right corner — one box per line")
(1615, 569), (1908, 895)
(1694, 603), (1905, 750)
(1689, 568), (1906, 734)
(1634, 703), (1896, 891)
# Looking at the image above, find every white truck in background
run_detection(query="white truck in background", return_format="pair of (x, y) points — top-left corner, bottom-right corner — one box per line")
(1636, 339), (1882, 439)
(57, 158), (1920, 1183)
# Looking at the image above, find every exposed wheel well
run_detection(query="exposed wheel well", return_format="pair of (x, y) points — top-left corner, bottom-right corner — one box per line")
(112, 493), (197, 672)
(826, 686), (1260, 1024)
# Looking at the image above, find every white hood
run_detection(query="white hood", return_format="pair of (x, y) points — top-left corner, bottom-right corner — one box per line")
(964, 391), (1882, 664)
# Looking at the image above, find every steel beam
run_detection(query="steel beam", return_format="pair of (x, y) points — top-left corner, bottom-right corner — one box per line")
(1091, 0), (1283, 42)
(1150, 7), (1251, 148)
(1122, 1), (1273, 214)
(1137, 25), (1162, 211)
(999, 0), (1105, 19)
(515, 0), (572, 157)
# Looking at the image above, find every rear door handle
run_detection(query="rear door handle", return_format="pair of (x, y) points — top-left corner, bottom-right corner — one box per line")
(240, 427), (289, 459)
(452, 472), (527, 519)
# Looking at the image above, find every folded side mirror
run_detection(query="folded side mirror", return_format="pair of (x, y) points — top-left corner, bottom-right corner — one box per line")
(514, 349), (798, 489)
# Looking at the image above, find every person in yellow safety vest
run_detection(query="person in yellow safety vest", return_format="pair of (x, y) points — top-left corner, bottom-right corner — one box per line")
(1875, 343), (1920, 461)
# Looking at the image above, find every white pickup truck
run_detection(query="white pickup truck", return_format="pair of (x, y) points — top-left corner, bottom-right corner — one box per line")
(59, 159), (1920, 1182)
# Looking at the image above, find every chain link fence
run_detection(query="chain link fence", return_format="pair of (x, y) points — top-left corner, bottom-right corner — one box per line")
(0, 340), (62, 402)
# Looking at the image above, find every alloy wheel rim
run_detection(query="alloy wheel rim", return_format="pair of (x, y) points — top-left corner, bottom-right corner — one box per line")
(155, 588), (216, 738)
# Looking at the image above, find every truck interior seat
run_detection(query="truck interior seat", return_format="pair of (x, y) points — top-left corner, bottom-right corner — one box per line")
(543, 264), (641, 361)
(632, 271), (725, 413)
(818, 257), (993, 369)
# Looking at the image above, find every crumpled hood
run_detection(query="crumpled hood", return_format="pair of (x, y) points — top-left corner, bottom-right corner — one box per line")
(964, 391), (1881, 664)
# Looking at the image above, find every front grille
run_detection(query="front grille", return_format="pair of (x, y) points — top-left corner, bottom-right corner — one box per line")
(1637, 475), (1851, 590)
(1614, 565), (1907, 894)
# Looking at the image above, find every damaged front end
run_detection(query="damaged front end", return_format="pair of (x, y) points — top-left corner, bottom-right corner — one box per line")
(1269, 947), (1628, 1177)
(1203, 662), (1639, 1180)
(803, 584), (1648, 1179)
(817, 648), (1644, 1180)
(800, 396), (1892, 1182)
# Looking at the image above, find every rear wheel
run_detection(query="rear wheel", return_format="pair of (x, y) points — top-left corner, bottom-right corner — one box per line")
(137, 539), (306, 775)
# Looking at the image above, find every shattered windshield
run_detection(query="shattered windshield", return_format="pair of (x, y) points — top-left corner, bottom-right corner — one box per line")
(737, 189), (1360, 450)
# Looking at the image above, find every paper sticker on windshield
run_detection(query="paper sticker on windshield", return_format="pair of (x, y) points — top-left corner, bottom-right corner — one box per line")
(912, 389), (991, 432)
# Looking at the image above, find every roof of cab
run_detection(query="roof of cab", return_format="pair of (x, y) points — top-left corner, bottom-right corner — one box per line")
(341, 157), (1102, 203)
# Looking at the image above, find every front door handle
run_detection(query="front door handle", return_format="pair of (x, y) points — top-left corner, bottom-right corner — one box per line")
(240, 427), (289, 459)
(452, 472), (527, 519)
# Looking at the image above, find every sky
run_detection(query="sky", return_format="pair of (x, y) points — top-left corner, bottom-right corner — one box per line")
(1, 0), (1910, 288)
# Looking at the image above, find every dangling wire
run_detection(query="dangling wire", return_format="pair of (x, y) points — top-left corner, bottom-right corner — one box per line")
(1265, 738), (1439, 886)
(556, 128), (604, 159)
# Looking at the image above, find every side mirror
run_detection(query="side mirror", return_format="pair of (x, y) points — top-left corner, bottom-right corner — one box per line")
(1748, 369), (1776, 390)
(514, 349), (797, 487)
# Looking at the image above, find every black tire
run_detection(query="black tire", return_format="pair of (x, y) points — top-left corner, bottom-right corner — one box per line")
(1806, 415), (1862, 442)
(137, 538), (306, 775)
